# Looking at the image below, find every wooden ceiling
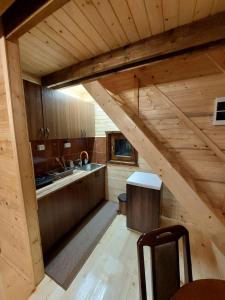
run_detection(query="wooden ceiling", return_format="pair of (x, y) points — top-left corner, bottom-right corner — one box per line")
(19, 0), (225, 78)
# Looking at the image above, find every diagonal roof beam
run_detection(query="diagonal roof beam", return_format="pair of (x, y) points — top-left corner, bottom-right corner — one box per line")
(84, 80), (225, 253)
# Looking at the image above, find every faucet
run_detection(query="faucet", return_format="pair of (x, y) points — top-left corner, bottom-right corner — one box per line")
(80, 151), (89, 166)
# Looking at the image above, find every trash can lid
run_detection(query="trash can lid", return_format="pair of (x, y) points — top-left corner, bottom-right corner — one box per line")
(118, 193), (127, 202)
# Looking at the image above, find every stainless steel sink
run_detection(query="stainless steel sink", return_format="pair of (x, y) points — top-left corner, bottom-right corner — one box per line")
(48, 168), (73, 180)
(76, 163), (102, 172)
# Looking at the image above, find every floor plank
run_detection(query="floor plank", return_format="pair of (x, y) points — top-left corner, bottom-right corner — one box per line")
(29, 215), (141, 300)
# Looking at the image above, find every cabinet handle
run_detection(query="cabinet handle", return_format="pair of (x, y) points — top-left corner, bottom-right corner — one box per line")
(45, 128), (50, 139)
(39, 128), (45, 137)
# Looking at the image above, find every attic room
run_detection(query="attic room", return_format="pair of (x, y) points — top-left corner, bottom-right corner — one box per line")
(1, 1), (225, 299)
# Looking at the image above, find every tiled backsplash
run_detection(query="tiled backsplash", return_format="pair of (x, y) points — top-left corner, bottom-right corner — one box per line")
(31, 137), (107, 176)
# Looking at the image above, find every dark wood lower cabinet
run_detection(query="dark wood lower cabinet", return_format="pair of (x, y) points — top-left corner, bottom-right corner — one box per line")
(126, 183), (160, 233)
(38, 168), (105, 254)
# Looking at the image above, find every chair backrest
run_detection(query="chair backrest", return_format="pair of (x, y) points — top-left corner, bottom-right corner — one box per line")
(137, 225), (192, 300)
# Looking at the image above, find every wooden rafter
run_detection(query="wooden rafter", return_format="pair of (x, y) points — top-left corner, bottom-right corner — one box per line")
(42, 11), (225, 88)
(84, 80), (225, 251)
(2, 0), (70, 40)
(0, 0), (14, 16)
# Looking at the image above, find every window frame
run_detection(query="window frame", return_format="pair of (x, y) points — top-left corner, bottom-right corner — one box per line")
(106, 131), (138, 166)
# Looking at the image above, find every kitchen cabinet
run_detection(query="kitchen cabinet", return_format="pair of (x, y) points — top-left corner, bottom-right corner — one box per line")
(42, 87), (70, 139)
(23, 80), (44, 140)
(23, 80), (95, 140)
(38, 167), (105, 254)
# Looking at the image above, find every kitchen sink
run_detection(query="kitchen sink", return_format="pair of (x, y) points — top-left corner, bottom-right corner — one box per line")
(76, 163), (102, 172)
(48, 168), (73, 180)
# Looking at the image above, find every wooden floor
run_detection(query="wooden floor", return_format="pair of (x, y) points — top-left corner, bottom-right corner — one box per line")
(29, 215), (141, 300)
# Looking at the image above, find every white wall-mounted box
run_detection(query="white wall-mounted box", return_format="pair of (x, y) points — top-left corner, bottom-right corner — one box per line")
(37, 144), (45, 151)
(64, 142), (71, 148)
(213, 97), (225, 125)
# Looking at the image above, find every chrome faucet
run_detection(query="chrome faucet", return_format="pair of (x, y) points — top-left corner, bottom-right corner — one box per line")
(80, 151), (89, 166)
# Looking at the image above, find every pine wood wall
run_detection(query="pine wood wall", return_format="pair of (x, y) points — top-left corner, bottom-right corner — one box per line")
(0, 38), (44, 299)
(97, 45), (225, 280)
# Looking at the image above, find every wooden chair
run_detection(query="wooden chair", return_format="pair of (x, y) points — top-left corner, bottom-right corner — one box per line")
(137, 225), (193, 300)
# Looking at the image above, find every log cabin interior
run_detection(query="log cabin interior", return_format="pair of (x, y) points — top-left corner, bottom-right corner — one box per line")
(1, 0), (225, 299)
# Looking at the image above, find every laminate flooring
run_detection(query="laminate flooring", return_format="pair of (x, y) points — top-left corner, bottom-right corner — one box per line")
(30, 215), (141, 300)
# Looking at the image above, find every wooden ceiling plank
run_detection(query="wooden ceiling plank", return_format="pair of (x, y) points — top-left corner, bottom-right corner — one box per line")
(4, 0), (70, 40)
(74, 0), (119, 50)
(144, 0), (164, 35)
(178, 0), (196, 26)
(19, 43), (62, 74)
(19, 44), (61, 74)
(22, 72), (41, 85)
(45, 14), (92, 59)
(152, 85), (225, 162)
(21, 60), (46, 77)
(54, 8), (99, 56)
(162, 0), (179, 31)
(110, 0), (140, 43)
(36, 21), (81, 61)
(63, 1), (109, 53)
(29, 27), (77, 65)
(41, 12), (225, 88)
(127, 0), (152, 39)
(211, 0), (225, 14)
(0, 0), (14, 16)
(92, 0), (129, 46)
(194, 0), (214, 20)
(21, 33), (70, 69)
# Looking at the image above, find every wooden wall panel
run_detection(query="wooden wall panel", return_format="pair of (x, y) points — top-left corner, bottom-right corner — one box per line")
(94, 101), (154, 202)
(0, 37), (44, 299)
(98, 47), (225, 279)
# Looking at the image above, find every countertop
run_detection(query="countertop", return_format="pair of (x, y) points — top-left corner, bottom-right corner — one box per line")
(127, 171), (162, 190)
(36, 165), (106, 200)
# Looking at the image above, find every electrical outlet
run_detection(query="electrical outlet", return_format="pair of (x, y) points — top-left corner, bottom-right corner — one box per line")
(37, 144), (45, 151)
(64, 142), (71, 148)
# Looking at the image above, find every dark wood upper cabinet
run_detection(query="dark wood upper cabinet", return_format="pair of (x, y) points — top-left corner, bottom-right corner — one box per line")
(42, 87), (70, 139)
(23, 80), (45, 140)
(23, 80), (95, 140)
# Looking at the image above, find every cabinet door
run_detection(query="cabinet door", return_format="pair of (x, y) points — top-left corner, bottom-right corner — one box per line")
(91, 168), (105, 207)
(42, 88), (70, 139)
(68, 100), (95, 138)
(77, 101), (95, 137)
(23, 80), (44, 140)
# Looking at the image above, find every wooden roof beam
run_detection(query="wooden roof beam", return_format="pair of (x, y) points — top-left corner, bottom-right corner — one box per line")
(0, 0), (15, 16)
(42, 11), (225, 88)
(2, 0), (70, 40)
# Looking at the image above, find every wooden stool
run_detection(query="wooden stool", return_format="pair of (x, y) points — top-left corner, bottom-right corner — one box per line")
(171, 279), (225, 300)
(118, 193), (127, 215)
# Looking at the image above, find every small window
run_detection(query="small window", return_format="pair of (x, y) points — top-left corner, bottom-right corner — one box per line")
(106, 131), (138, 166)
(213, 97), (225, 125)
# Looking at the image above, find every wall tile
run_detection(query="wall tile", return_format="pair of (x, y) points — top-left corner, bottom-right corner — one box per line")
(31, 137), (107, 176)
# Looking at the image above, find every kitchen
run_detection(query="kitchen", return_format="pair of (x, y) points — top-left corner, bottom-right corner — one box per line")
(24, 80), (161, 290)
(2, 1), (225, 299)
